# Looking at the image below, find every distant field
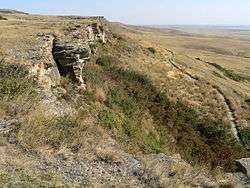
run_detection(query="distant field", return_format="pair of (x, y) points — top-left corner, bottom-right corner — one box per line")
(147, 25), (250, 40)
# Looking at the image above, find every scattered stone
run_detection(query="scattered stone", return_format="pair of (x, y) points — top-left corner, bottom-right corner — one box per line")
(0, 118), (19, 135)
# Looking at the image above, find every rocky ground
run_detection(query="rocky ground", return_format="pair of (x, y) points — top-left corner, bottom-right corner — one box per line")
(0, 117), (248, 187)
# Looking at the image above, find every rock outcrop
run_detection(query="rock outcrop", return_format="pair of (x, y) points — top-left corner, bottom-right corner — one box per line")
(87, 22), (106, 44)
(30, 33), (61, 90)
(31, 20), (106, 91)
(52, 40), (91, 90)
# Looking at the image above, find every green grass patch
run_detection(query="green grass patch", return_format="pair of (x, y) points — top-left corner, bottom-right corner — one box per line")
(209, 62), (250, 82)
(0, 168), (68, 187)
(99, 108), (126, 131)
(0, 61), (36, 100)
(96, 54), (112, 67)
(241, 127), (250, 148)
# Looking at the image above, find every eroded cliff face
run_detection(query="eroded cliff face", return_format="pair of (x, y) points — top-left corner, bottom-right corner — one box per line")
(31, 20), (106, 91)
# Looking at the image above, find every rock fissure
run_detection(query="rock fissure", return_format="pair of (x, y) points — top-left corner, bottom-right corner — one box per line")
(52, 38), (91, 89)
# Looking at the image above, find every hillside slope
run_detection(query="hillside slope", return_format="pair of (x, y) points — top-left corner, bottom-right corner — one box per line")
(0, 12), (249, 187)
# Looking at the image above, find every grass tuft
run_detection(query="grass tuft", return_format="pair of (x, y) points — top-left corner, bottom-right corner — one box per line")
(147, 47), (156, 54)
(0, 61), (36, 100)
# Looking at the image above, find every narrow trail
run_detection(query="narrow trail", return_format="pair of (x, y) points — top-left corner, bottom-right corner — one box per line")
(165, 49), (243, 144)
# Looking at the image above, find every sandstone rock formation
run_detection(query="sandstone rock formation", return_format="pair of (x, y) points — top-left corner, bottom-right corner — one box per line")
(27, 21), (107, 116)
(52, 40), (91, 90)
(30, 33), (61, 90)
(87, 22), (106, 44)
(31, 20), (106, 91)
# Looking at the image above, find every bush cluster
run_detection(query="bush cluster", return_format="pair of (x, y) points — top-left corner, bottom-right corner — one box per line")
(147, 47), (156, 54)
(210, 62), (250, 81)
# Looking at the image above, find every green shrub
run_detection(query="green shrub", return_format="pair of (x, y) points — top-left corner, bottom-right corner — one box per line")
(194, 120), (226, 141)
(210, 62), (250, 81)
(99, 108), (126, 131)
(147, 47), (156, 54)
(0, 61), (36, 99)
(96, 55), (112, 67)
(241, 127), (250, 148)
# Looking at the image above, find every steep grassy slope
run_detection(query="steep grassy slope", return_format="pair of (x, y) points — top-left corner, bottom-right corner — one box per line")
(11, 32), (247, 170)
(113, 24), (250, 149)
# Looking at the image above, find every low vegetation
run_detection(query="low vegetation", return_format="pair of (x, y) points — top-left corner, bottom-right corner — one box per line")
(0, 59), (37, 117)
(0, 61), (35, 100)
(17, 114), (90, 150)
(147, 47), (156, 54)
(0, 15), (7, 20)
(80, 49), (247, 170)
(209, 62), (250, 82)
(240, 127), (250, 148)
(0, 167), (68, 187)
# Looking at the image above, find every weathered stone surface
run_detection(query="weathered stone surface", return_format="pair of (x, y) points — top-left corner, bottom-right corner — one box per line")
(30, 20), (106, 92)
(30, 33), (61, 90)
(236, 158), (250, 177)
(50, 21), (106, 90)
(30, 136), (220, 187)
(53, 42), (90, 65)
(87, 22), (106, 44)
(52, 40), (91, 89)
(139, 154), (217, 188)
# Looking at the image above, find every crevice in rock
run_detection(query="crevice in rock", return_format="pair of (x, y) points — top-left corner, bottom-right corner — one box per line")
(52, 39), (79, 83)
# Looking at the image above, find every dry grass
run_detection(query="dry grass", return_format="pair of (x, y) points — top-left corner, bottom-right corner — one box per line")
(111, 23), (250, 145)
(0, 12), (249, 186)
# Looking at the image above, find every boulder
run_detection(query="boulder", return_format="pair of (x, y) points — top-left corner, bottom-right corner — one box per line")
(53, 41), (90, 66)
(236, 158), (250, 177)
